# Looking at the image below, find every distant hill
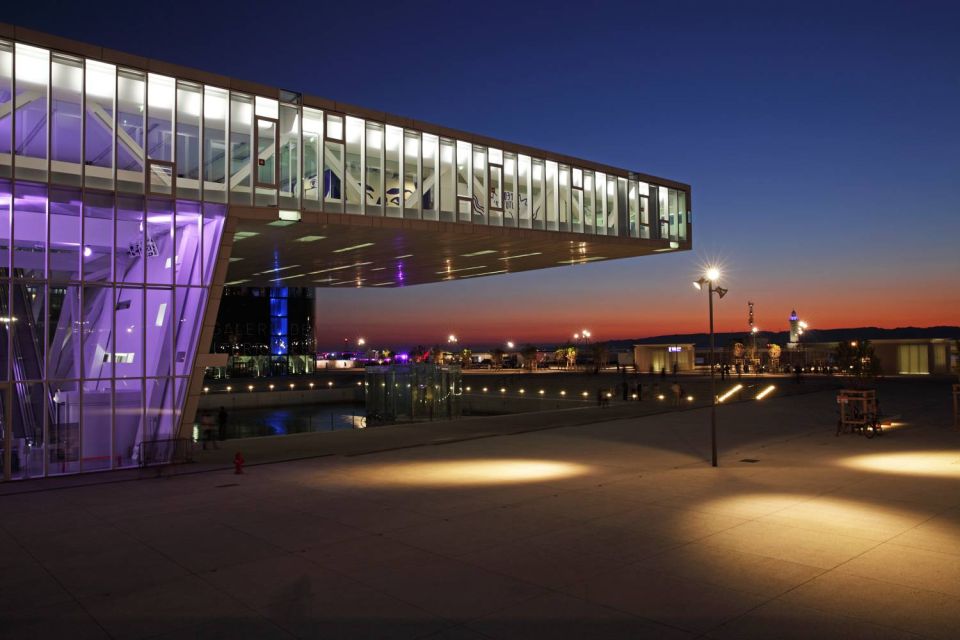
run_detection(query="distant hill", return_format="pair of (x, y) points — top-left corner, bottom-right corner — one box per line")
(604, 326), (960, 350)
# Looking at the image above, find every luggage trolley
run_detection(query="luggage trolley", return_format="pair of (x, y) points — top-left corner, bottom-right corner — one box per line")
(836, 389), (883, 438)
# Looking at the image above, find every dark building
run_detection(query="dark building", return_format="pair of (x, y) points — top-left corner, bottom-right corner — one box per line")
(210, 287), (315, 378)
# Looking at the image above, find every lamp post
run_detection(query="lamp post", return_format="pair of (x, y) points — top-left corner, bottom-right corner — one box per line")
(694, 268), (727, 467)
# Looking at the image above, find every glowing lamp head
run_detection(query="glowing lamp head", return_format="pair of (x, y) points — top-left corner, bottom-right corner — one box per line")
(705, 267), (720, 281)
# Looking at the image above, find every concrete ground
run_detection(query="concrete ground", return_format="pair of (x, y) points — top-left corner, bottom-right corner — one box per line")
(1, 379), (958, 639)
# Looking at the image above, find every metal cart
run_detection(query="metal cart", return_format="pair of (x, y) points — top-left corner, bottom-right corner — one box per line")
(836, 389), (883, 438)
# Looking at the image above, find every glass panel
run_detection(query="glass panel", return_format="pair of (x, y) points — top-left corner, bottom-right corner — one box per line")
(439, 138), (455, 222)
(639, 194), (650, 239)
(616, 177), (627, 237)
(81, 381), (112, 471)
(518, 154), (531, 229)
(83, 191), (113, 282)
(0, 42), (12, 177)
(628, 179), (639, 238)
(146, 73), (174, 162)
(572, 186), (583, 234)
(145, 288), (173, 379)
(13, 181), (45, 279)
(48, 380), (80, 475)
(558, 165), (570, 232)
(503, 153), (516, 227)
(117, 69), (145, 194)
(301, 107), (323, 210)
(531, 159), (544, 230)
(384, 125), (402, 216)
(51, 55), (83, 186)
(488, 163), (503, 227)
(82, 284), (113, 379)
(113, 377), (142, 468)
(679, 190), (687, 241)
(115, 194), (144, 284)
(49, 187), (81, 282)
(145, 377), (174, 441)
(255, 118), (277, 186)
(174, 200), (201, 287)
(85, 60), (116, 191)
(583, 171), (594, 234)
(472, 146), (486, 224)
(668, 188), (678, 241)
(47, 287), (80, 380)
(326, 113), (343, 140)
(594, 171), (605, 236)
(363, 122), (383, 215)
(229, 93), (253, 205)
(202, 87), (227, 203)
(545, 160), (557, 231)
(607, 175), (618, 236)
(148, 161), (173, 196)
(0, 280), (7, 382)
(146, 199), (173, 285)
(658, 186), (668, 240)
(201, 203), (225, 285)
(323, 139), (343, 212)
(404, 131), (419, 219)
(13, 382), (46, 477)
(421, 133), (437, 221)
(14, 44), (49, 182)
(279, 104), (299, 209)
(12, 282), (44, 381)
(344, 116), (363, 214)
(255, 96), (278, 119)
(175, 286), (206, 376)
(175, 82), (201, 200)
(456, 141), (471, 223)
(113, 286), (142, 378)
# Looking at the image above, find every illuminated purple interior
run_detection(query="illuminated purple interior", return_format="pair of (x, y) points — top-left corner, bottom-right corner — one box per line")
(0, 180), (224, 477)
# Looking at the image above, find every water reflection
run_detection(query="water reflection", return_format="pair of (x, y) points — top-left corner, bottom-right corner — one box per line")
(212, 403), (366, 439)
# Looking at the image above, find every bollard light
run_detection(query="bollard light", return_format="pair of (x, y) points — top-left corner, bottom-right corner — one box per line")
(269, 384), (275, 390)
(539, 389), (545, 395)
(248, 385), (254, 392)
(203, 386), (209, 393)
(309, 382), (314, 388)
(226, 386), (232, 392)
(560, 390), (566, 396)
(290, 383), (295, 390)
(687, 395), (694, 402)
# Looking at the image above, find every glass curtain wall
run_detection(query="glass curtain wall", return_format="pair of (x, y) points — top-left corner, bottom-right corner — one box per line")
(0, 35), (691, 241)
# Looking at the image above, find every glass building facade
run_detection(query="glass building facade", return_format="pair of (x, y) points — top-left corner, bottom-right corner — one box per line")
(0, 29), (690, 479)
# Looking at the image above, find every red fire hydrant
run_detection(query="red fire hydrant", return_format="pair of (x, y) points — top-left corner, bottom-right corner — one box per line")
(234, 451), (245, 475)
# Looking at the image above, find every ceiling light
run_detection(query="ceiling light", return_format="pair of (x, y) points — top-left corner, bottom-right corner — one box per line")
(266, 220), (298, 227)
(461, 250), (497, 257)
(435, 265), (487, 275)
(294, 235), (326, 242)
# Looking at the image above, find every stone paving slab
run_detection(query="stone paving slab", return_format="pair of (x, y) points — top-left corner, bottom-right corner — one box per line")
(0, 378), (957, 638)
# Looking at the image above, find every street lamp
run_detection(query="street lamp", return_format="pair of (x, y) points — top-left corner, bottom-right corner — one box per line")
(357, 337), (366, 347)
(448, 334), (458, 344)
(506, 341), (514, 349)
(694, 267), (728, 467)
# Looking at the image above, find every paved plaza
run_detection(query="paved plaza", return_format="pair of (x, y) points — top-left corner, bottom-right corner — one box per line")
(1, 380), (958, 639)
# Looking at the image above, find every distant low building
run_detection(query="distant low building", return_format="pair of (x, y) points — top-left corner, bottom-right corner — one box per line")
(633, 344), (696, 373)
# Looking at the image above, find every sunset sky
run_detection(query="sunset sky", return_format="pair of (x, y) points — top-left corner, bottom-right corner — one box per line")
(11, 1), (959, 348)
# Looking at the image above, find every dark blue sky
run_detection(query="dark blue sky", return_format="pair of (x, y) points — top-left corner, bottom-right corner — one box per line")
(8, 1), (959, 346)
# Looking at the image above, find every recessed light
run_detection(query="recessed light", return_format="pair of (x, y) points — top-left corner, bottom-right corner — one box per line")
(333, 242), (374, 253)
(267, 220), (298, 227)
(294, 235), (326, 242)
(254, 265), (300, 275)
(498, 252), (542, 260)
(224, 279), (250, 285)
(557, 256), (607, 264)
(229, 257), (244, 262)
(394, 254), (413, 259)
(461, 269), (508, 278)
(233, 231), (259, 240)
(461, 250), (497, 257)
(270, 273), (306, 282)
(435, 265), (487, 275)
(307, 261), (372, 275)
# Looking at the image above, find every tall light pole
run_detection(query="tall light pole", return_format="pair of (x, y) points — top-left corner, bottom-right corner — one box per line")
(694, 267), (728, 467)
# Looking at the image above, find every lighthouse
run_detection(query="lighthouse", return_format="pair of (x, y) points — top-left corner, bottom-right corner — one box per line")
(789, 310), (800, 345)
